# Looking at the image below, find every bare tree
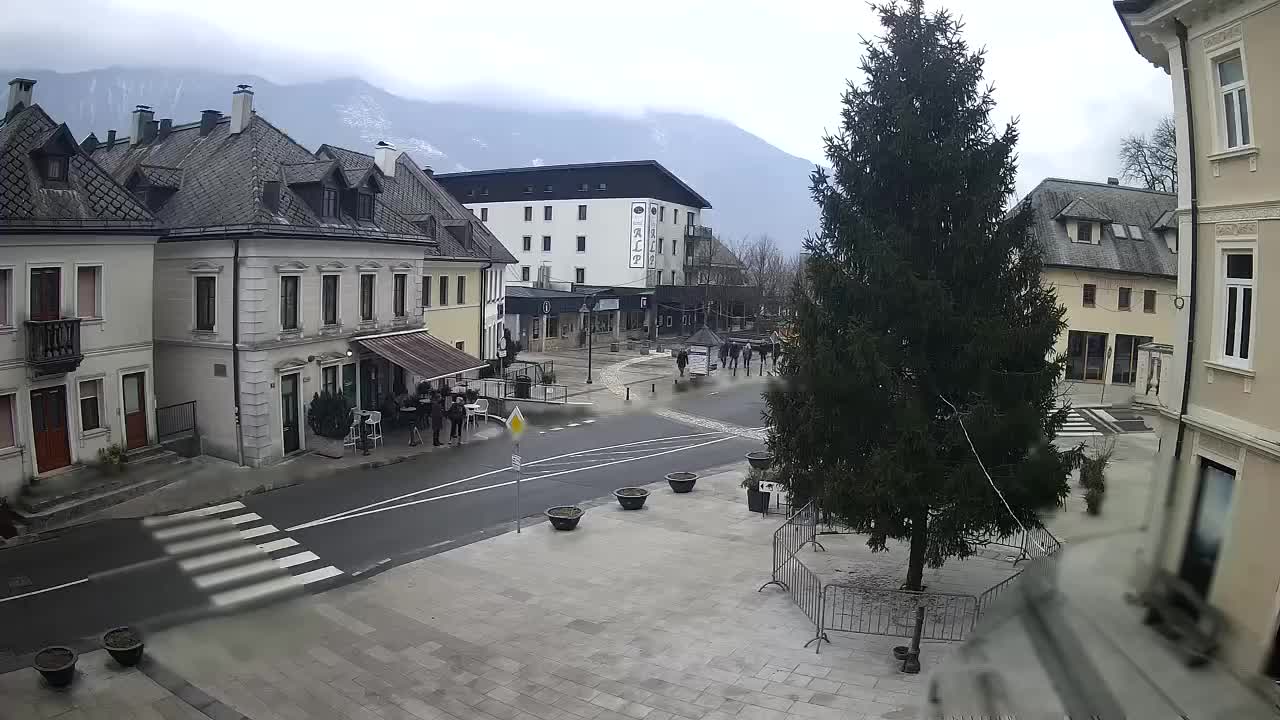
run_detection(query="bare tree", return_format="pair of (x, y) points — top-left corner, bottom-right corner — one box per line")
(1119, 115), (1177, 193)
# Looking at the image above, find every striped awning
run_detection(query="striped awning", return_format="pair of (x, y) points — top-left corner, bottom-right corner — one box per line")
(354, 330), (487, 383)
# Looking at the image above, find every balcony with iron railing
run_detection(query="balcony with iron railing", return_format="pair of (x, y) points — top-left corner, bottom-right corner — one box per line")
(25, 317), (83, 375)
(684, 224), (714, 240)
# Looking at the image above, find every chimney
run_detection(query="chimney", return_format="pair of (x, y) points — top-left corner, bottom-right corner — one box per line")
(80, 133), (99, 153)
(157, 118), (173, 141)
(143, 119), (159, 144)
(199, 109), (220, 137)
(374, 140), (401, 177)
(130, 105), (154, 146)
(5, 77), (35, 119)
(230, 84), (253, 135)
(106, 129), (116, 146)
(1107, 177), (1120, 185)
(422, 165), (434, 177)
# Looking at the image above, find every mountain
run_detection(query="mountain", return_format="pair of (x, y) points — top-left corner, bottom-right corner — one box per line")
(2, 67), (818, 254)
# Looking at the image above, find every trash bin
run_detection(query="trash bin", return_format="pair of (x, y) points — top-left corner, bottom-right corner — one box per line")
(514, 374), (532, 399)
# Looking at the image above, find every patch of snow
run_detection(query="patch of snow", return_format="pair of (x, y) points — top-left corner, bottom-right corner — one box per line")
(531, 158), (545, 167)
(453, 162), (470, 172)
(470, 137), (488, 149)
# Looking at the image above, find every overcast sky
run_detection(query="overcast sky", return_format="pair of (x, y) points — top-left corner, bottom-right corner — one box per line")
(1, 0), (1171, 195)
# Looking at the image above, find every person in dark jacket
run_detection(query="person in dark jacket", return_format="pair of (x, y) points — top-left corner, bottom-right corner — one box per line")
(743, 344), (754, 377)
(430, 396), (445, 446)
(718, 342), (729, 370)
(729, 342), (741, 375)
(447, 397), (466, 445)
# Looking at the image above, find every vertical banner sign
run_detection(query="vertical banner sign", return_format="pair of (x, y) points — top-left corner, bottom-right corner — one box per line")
(629, 202), (646, 269)
(647, 203), (658, 269)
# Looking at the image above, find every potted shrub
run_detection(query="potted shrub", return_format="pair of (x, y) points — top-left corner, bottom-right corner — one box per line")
(97, 444), (127, 474)
(545, 506), (583, 530)
(464, 388), (480, 404)
(307, 391), (353, 439)
(745, 451), (774, 471)
(33, 646), (77, 687)
(665, 471), (698, 493)
(102, 626), (144, 667)
(743, 468), (770, 513)
(1080, 440), (1112, 516)
(613, 487), (649, 510)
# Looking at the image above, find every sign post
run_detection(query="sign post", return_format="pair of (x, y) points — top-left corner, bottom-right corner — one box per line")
(506, 406), (527, 532)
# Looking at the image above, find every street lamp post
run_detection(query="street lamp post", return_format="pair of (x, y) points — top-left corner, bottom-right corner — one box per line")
(580, 299), (594, 384)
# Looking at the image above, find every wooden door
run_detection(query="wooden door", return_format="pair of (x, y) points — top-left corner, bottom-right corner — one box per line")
(29, 268), (61, 321)
(280, 373), (300, 454)
(31, 386), (71, 471)
(122, 372), (148, 450)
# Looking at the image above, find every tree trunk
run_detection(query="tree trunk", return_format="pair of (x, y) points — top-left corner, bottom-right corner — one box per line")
(904, 510), (928, 591)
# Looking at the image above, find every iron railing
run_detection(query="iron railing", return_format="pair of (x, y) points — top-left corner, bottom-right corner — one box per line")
(156, 400), (197, 440)
(684, 225), (714, 240)
(473, 377), (569, 405)
(822, 586), (979, 642)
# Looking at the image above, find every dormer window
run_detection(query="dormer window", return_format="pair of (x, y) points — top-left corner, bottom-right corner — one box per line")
(322, 188), (339, 218)
(1076, 222), (1093, 244)
(46, 155), (68, 182)
(356, 192), (374, 221)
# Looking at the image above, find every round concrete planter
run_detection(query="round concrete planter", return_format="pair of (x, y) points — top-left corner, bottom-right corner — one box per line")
(613, 487), (649, 510)
(665, 472), (698, 493)
(33, 646), (77, 688)
(103, 626), (144, 667)
(746, 451), (774, 470)
(546, 506), (583, 531)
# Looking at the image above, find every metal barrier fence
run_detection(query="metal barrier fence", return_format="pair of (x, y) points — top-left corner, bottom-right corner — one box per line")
(473, 377), (569, 405)
(759, 501), (821, 590)
(822, 586), (979, 642)
(156, 401), (197, 440)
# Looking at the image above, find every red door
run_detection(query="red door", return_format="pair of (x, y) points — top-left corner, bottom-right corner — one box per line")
(31, 386), (71, 472)
(122, 372), (148, 450)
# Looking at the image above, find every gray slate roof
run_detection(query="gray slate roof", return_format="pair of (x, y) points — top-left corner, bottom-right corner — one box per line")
(0, 104), (154, 229)
(1025, 178), (1176, 279)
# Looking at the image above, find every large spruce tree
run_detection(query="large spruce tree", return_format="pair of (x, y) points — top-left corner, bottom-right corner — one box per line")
(765, 0), (1074, 591)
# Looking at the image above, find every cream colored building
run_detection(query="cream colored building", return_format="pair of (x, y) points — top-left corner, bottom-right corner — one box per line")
(1119, 0), (1280, 686)
(88, 88), (513, 466)
(1025, 177), (1178, 390)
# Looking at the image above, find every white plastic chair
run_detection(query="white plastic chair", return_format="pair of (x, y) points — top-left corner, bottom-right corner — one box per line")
(364, 410), (383, 448)
(473, 398), (489, 427)
(343, 416), (360, 452)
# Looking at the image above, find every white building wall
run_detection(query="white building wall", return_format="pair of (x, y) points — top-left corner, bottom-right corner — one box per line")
(469, 198), (702, 290)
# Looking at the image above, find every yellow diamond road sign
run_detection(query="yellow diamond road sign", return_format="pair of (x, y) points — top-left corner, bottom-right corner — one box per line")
(506, 406), (527, 438)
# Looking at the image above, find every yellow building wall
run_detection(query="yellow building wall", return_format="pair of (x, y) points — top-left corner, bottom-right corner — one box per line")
(423, 264), (482, 356)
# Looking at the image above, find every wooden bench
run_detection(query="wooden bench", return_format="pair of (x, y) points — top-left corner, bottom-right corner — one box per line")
(1138, 570), (1225, 667)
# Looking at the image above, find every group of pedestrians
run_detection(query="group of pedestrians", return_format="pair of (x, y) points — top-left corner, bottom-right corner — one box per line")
(423, 392), (469, 447)
(717, 340), (777, 377)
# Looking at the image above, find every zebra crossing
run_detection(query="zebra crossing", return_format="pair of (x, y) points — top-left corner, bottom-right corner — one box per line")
(143, 501), (343, 610)
(1056, 409), (1104, 438)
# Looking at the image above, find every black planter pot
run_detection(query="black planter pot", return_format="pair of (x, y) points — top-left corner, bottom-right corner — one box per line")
(665, 472), (697, 493)
(33, 646), (77, 688)
(103, 626), (145, 667)
(546, 506), (583, 530)
(613, 488), (649, 510)
(892, 645), (910, 661)
(747, 488), (770, 513)
(746, 451), (774, 471)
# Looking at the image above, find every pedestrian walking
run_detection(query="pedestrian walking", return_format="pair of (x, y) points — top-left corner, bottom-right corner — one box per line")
(757, 344), (770, 375)
(447, 396), (466, 445)
(430, 395), (445, 446)
(729, 342), (741, 376)
(719, 342), (729, 370)
(743, 344), (753, 377)
(676, 350), (688, 377)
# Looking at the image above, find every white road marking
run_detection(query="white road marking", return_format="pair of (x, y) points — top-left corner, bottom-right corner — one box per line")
(210, 575), (302, 608)
(288, 434), (737, 532)
(238, 524), (279, 540)
(582, 419), (595, 424)
(152, 519), (227, 542)
(257, 537), (299, 553)
(274, 551), (320, 569)
(179, 545), (263, 573)
(224, 513), (262, 526)
(163, 531), (245, 556)
(295, 566), (344, 585)
(567, 423), (580, 427)
(142, 501), (245, 528)
(550, 427), (564, 431)
(286, 431), (726, 532)
(0, 578), (88, 604)
(193, 559), (281, 590)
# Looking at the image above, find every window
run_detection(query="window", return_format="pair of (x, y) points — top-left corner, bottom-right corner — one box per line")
(76, 266), (101, 319)
(1128, 225), (1144, 240)
(1113, 224), (1128, 239)
(524, 206), (532, 221)
(280, 275), (299, 330)
(521, 266), (531, 282)
(522, 236), (532, 252)
(439, 275), (449, 306)
(660, 206), (665, 221)
(322, 188), (339, 218)
(46, 155), (68, 182)
(360, 274), (375, 321)
(1222, 251), (1254, 366)
(1082, 284), (1096, 307)
(544, 185), (553, 193)
(457, 275), (466, 304)
(544, 206), (553, 221)
(1217, 54), (1251, 149)
(195, 276), (216, 331)
(356, 192), (374, 220)
(262, 181), (281, 212)
(523, 185), (533, 194)
(320, 275), (339, 325)
(455, 341), (465, 351)
(1144, 289), (1157, 314)
(576, 236), (586, 252)
(481, 187), (489, 196)
(322, 365), (339, 396)
(480, 207), (488, 222)
(670, 270), (676, 285)
(1076, 222), (1093, 244)
(467, 189), (475, 197)
(674, 210), (680, 226)
(672, 239), (677, 255)
(665, 316), (673, 327)
(1118, 287), (1132, 311)
(393, 274), (407, 317)
(79, 379), (101, 432)
(578, 204), (587, 221)
(575, 268), (585, 284)
(0, 268), (11, 327)
(542, 236), (552, 252)
(658, 238), (664, 254)
(578, 183), (588, 192)
(421, 275), (432, 308)
(0, 394), (14, 449)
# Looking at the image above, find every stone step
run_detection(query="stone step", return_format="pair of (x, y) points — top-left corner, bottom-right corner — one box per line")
(14, 458), (191, 531)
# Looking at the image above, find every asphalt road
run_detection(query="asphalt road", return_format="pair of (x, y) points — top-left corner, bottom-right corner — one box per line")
(0, 398), (758, 660)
